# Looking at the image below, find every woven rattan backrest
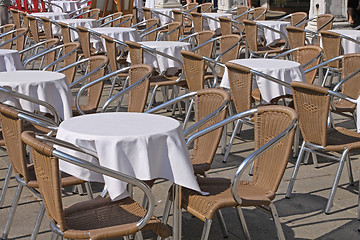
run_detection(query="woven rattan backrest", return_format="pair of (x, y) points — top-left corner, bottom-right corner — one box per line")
(0, 104), (29, 181)
(128, 64), (153, 112)
(15, 28), (28, 52)
(144, 19), (159, 41)
(219, 17), (232, 35)
(84, 8), (100, 20)
(21, 131), (66, 231)
(181, 50), (205, 92)
(27, 15), (41, 43)
(253, 7), (266, 20)
(252, 105), (297, 193)
(293, 45), (322, 84)
(119, 14), (133, 27)
(39, 17), (53, 39)
(219, 34), (240, 63)
(225, 62), (252, 113)
(188, 2), (198, 12)
(317, 14), (333, 31)
(10, 9), (21, 29)
(320, 30), (341, 68)
(341, 53), (360, 98)
(192, 88), (230, 167)
(58, 22), (71, 44)
(236, 6), (249, 18)
(1, 24), (15, 49)
(77, 26), (91, 58)
(20, 11), (30, 36)
(85, 55), (109, 110)
(102, 34), (118, 72)
(167, 22), (181, 41)
(243, 20), (257, 51)
(196, 30), (215, 58)
(201, 3), (212, 13)
(291, 12), (307, 28)
(111, 12), (123, 27)
(62, 42), (80, 84)
(142, 7), (152, 20)
(191, 12), (203, 33)
(172, 10), (184, 35)
(291, 81), (329, 146)
(126, 40), (143, 64)
(42, 38), (60, 71)
(286, 26), (306, 49)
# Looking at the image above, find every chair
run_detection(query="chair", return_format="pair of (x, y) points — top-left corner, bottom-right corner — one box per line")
(115, 13), (134, 27)
(57, 21), (73, 44)
(0, 24), (16, 49)
(142, 7), (152, 20)
(113, 0), (133, 14)
(10, 9), (22, 29)
(26, 15), (47, 44)
(252, 7), (267, 20)
(286, 26), (308, 49)
(20, 131), (171, 240)
(200, 2), (212, 13)
(219, 16), (242, 36)
(297, 14), (334, 45)
(162, 105), (297, 240)
(38, 16), (55, 40)
(82, 8), (101, 20)
(191, 12), (203, 33)
(133, 18), (159, 41)
(278, 12), (307, 29)
(286, 81), (360, 214)
(181, 50), (206, 92)
(243, 19), (288, 58)
(140, 22), (182, 41)
(0, 103), (92, 240)
(77, 26), (104, 58)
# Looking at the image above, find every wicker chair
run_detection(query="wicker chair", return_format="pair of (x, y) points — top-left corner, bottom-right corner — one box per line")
(243, 19), (288, 58)
(133, 18), (159, 41)
(21, 131), (171, 240)
(297, 14), (334, 45)
(200, 2), (212, 13)
(10, 9), (21, 28)
(0, 103), (92, 240)
(278, 12), (307, 29)
(142, 7), (152, 20)
(76, 26), (104, 59)
(252, 6), (267, 20)
(191, 12), (203, 33)
(286, 81), (360, 214)
(38, 16), (55, 40)
(0, 25), (24, 50)
(163, 105), (297, 240)
(179, 30), (215, 58)
(81, 8), (101, 20)
(286, 26), (308, 49)
(26, 15), (47, 44)
(181, 50), (206, 92)
(172, 9), (193, 36)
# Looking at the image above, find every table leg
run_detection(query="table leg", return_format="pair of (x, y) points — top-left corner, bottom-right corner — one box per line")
(173, 184), (182, 240)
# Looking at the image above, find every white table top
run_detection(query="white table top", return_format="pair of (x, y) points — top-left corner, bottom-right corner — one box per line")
(220, 59), (305, 103)
(31, 12), (69, 19)
(151, 8), (174, 25)
(57, 112), (200, 200)
(54, 18), (98, 40)
(130, 41), (190, 72)
(51, 0), (80, 13)
(145, 0), (155, 8)
(0, 71), (73, 120)
(202, 12), (232, 32)
(329, 29), (360, 54)
(0, 49), (24, 72)
(256, 20), (290, 46)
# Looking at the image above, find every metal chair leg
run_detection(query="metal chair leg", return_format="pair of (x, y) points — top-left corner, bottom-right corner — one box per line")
(269, 202), (285, 240)
(147, 85), (159, 111)
(2, 184), (24, 239)
(345, 153), (354, 185)
(200, 219), (212, 240)
(223, 119), (243, 163)
(303, 151), (310, 165)
(216, 210), (228, 238)
(286, 141), (306, 198)
(292, 126), (300, 157)
(311, 152), (318, 168)
(135, 231), (144, 240)
(30, 202), (46, 240)
(84, 182), (93, 199)
(325, 149), (349, 214)
(183, 99), (194, 130)
(0, 163), (12, 207)
(221, 126), (227, 155)
(236, 207), (250, 240)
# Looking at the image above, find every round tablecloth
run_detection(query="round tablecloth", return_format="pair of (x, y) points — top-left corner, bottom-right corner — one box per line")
(330, 29), (360, 54)
(31, 12), (69, 21)
(90, 27), (141, 52)
(220, 59), (305, 103)
(202, 12), (232, 31)
(51, 0), (80, 13)
(0, 49), (24, 72)
(57, 112), (201, 200)
(55, 18), (98, 40)
(256, 20), (290, 46)
(145, 0), (155, 8)
(0, 71), (73, 120)
(128, 41), (190, 72)
(151, 8), (174, 25)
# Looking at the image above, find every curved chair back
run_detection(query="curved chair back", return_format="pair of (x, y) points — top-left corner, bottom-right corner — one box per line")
(191, 12), (203, 33)
(142, 7), (152, 19)
(341, 53), (360, 99)
(317, 14), (334, 31)
(196, 30), (215, 58)
(118, 14), (133, 27)
(236, 5), (249, 18)
(27, 15), (42, 43)
(110, 12), (123, 26)
(58, 22), (72, 44)
(167, 22), (181, 41)
(219, 34), (241, 64)
(76, 26), (92, 58)
(62, 42), (80, 84)
(143, 18), (159, 41)
(253, 7), (266, 20)
(219, 17), (232, 35)
(320, 30), (341, 69)
(126, 41), (143, 65)
(181, 50), (205, 92)
(200, 3), (212, 13)
(1, 24), (16, 49)
(187, 2), (198, 12)
(286, 26), (306, 49)
(83, 8), (100, 20)
(243, 19), (258, 51)
(39, 17), (54, 40)
(291, 12), (307, 29)
(10, 9), (22, 29)
(295, 45), (323, 84)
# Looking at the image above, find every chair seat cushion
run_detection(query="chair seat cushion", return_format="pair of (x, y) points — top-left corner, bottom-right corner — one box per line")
(325, 127), (360, 151)
(331, 100), (356, 113)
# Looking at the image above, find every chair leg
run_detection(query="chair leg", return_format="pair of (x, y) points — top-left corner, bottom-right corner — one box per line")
(286, 141), (306, 198)
(269, 202), (285, 240)
(135, 231), (144, 240)
(200, 219), (212, 240)
(345, 154), (354, 186)
(358, 177), (360, 220)
(84, 182), (93, 199)
(311, 152), (318, 168)
(183, 99), (194, 130)
(325, 149), (349, 214)
(236, 207), (251, 240)
(215, 210), (228, 238)
(147, 85), (159, 111)
(321, 68), (330, 87)
(303, 151), (310, 165)
(156, 195), (172, 240)
(292, 126), (300, 157)
(223, 119), (243, 163)
(0, 163), (13, 208)
(2, 184), (23, 239)
(221, 126), (227, 155)
(30, 202), (46, 240)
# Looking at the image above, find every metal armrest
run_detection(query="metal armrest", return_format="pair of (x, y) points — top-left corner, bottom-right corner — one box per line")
(42, 45), (79, 71)
(67, 58), (108, 87)
(43, 0), (64, 12)
(0, 29), (27, 48)
(22, 41), (59, 66)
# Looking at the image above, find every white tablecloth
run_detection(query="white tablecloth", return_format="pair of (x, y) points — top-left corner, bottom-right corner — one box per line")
(90, 27), (141, 52)
(151, 8), (174, 25)
(202, 12), (232, 31)
(57, 112), (201, 200)
(51, 0), (80, 13)
(220, 59), (305, 103)
(329, 29), (360, 54)
(145, 0), (155, 8)
(128, 41), (190, 72)
(0, 49), (24, 72)
(54, 18), (98, 40)
(0, 71), (73, 120)
(256, 20), (290, 46)
(31, 11), (69, 20)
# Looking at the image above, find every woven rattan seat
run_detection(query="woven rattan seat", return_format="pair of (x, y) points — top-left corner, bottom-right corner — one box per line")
(21, 131), (171, 239)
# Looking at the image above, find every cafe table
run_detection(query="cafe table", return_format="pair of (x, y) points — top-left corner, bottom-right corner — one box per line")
(56, 112), (201, 239)
(202, 12), (232, 32)
(256, 20), (290, 46)
(51, 0), (80, 13)
(31, 11), (69, 21)
(0, 71), (73, 120)
(151, 8), (174, 25)
(0, 49), (24, 72)
(220, 58), (305, 103)
(54, 18), (99, 40)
